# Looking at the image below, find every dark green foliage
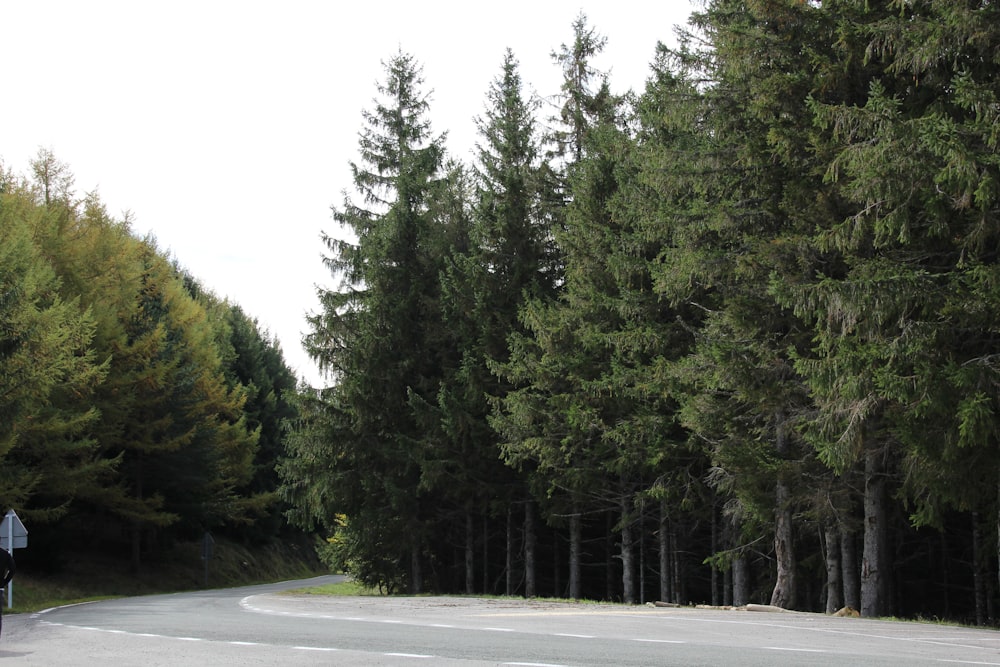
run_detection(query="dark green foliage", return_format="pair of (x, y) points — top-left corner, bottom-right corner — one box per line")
(780, 0), (1000, 617)
(219, 304), (300, 541)
(296, 51), (448, 593)
(0, 179), (107, 522)
(0, 3), (984, 623)
(800, 0), (1000, 515)
(0, 150), (301, 574)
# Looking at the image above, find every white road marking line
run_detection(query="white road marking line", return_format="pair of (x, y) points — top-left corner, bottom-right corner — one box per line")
(633, 638), (685, 644)
(763, 647), (826, 653)
(649, 614), (997, 652)
(46, 621), (356, 654)
(32, 600), (99, 616)
(555, 633), (594, 638)
(483, 627), (515, 632)
(384, 652), (433, 658)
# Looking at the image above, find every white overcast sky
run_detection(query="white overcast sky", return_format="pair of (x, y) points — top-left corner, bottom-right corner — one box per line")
(2, 1), (696, 386)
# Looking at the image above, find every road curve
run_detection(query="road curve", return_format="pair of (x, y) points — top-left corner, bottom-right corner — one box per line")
(2, 576), (1000, 666)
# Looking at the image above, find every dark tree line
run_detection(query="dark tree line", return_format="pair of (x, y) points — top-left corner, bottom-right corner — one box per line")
(0, 150), (301, 573)
(285, 1), (1000, 624)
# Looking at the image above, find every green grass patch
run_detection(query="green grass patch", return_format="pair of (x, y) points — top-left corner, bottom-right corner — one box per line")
(279, 582), (620, 606)
(283, 579), (379, 597)
(2, 580), (118, 614)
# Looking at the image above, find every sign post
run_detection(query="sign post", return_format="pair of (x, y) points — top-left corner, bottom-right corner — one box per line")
(0, 510), (27, 608)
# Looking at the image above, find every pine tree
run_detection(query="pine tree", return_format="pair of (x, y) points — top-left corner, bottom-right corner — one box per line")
(299, 51), (446, 593)
(474, 49), (559, 312)
(23, 178), (261, 568)
(790, 0), (1000, 617)
(647, 0), (856, 610)
(549, 13), (614, 172)
(96, 242), (259, 569)
(492, 21), (699, 603)
(490, 16), (620, 600)
(0, 181), (107, 521)
(220, 303), (299, 541)
(428, 49), (559, 596)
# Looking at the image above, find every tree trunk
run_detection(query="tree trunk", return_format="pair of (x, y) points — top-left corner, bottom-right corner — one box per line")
(506, 506), (513, 596)
(733, 556), (750, 606)
(131, 452), (144, 574)
(639, 503), (646, 605)
(824, 523), (843, 614)
(973, 512), (986, 626)
(569, 509), (582, 599)
(723, 514), (736, 606)
(997, 483), (1000, 621)
(465, 509), (475, 595)
(606, 511), (614, 600)
(841, 524), (860, 611)
(672, 524), (685, 603)
(524, 501), (536, 598)
(482, 514), (489, 594)
(861, 444), (889, 617)
(711, 502), (720, 606)
(941, 531), (951, 618)
(553, 531), (560, 598)
(659, 500), (670, 603)
(130, 520), (143, 575)
(621, 494), (635, 604)
(410, 539), (423, 594)
(770, 410), (796, 609)
(770, 478), (796, 608)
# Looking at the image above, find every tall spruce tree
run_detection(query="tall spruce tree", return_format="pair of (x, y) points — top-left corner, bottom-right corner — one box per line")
(789, 0), (1000, 617)
(620, 47), (731, 605)
(492, 16), (623, 600)
(300, 51), (446, 593)
(650, 0), (855, 610)
(473, 49), (559, 594)
(492, 17), (699, 603)
(549, 13), (614, 174)
(496, 115), (672, 603)
(412, 50), (559, 595)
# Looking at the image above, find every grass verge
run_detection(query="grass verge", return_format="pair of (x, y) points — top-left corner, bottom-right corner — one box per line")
(282, 579), (377, 597)
(5, 536), (328, 614)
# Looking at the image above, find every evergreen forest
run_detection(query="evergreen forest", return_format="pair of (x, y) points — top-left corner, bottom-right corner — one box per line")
(0, 150), (302, 575)
(5, 0), (1000, 626)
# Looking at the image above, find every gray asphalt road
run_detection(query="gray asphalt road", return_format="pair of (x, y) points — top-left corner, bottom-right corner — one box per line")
(2, 576), (1000, 665)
